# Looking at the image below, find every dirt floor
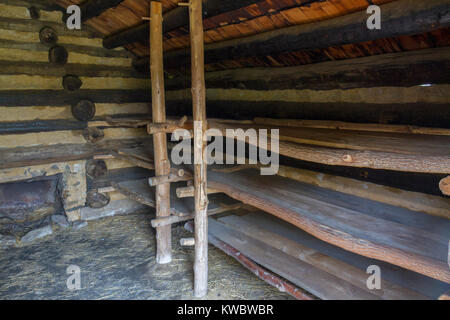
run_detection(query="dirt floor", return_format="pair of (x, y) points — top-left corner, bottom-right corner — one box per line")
(0, 210), (292, 300)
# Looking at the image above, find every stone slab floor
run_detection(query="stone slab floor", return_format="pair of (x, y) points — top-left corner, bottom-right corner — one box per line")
(0, 211), (292, 300)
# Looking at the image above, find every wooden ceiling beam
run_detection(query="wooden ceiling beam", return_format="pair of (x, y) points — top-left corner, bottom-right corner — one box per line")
(78, 0), (124, 22)
(102, 0), (262, 49)
(133, 0), (449, 70)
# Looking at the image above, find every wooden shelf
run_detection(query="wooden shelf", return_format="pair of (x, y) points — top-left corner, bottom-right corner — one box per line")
(208, 168), (450, 283)
(209, 211), (450, 299)
(210, 121), (450, 173)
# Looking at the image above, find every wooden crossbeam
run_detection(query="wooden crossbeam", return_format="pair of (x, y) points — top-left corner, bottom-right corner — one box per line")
(134, 0), (450, 70)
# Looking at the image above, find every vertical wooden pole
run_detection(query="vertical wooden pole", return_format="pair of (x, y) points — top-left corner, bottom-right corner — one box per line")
(189, 0), (209, 297)
(150, 0), (171, 264)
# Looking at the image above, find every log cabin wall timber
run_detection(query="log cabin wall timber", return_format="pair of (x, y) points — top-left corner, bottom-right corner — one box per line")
(0, 0), (152, 221)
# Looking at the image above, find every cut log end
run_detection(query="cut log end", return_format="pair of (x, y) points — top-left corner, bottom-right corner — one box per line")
(439, 176), (450, 196)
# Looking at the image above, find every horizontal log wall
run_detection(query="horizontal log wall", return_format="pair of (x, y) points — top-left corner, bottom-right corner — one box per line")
(165, 84), (450, 127)
(0, 1), (151, 220)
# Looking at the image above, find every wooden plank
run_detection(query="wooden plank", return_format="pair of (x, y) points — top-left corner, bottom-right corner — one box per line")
(207, 168), (450, 283)
(439, 176), (450, 196)
(159, 0), (450, 69)
(216, 214), (429, 300)
(0, 38), (131, 58)
(151, 203), (243, 228)
(0, 89), (148, 106)
(77, 0), (124, 22)
(209, 122), (450, 173)
(220, 212), (450, 299)
(0, 0), (61, 11)
(277, 166), (450, 220)
(0, 138), (150, 169)
(150, 1), (172, 265)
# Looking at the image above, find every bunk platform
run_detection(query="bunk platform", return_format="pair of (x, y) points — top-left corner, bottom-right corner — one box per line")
(207, 168), (450, 283)
(210, 121), (450, 173)
(207, 211), (450, 300)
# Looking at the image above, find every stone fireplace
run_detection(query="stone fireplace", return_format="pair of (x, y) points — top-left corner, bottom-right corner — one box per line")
(0, 161), (87, 244)
(0, 175), (62, 237)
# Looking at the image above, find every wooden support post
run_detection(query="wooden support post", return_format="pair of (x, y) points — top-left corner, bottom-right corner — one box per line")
(189, 0), (209, 298)
(150, 1), (172, 264)
(151, 203), (244, 228)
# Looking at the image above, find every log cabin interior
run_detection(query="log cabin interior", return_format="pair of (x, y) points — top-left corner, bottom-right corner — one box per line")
(0, 0), (449, 301)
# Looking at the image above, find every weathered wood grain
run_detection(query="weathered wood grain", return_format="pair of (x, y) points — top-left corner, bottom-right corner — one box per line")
(207, 168), (450, 283)
(277, 166), (450, 219)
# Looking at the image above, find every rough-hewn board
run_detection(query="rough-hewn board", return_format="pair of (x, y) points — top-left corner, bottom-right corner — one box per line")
(210, 122), (450, 173)
(165, 47), (450, 90)
(156, 0), (450, 69)
(0, 114), (149, 134)
(0, 39), (131, 58)
(253, 118), (450, 136)
(207, 169), (450, 283)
